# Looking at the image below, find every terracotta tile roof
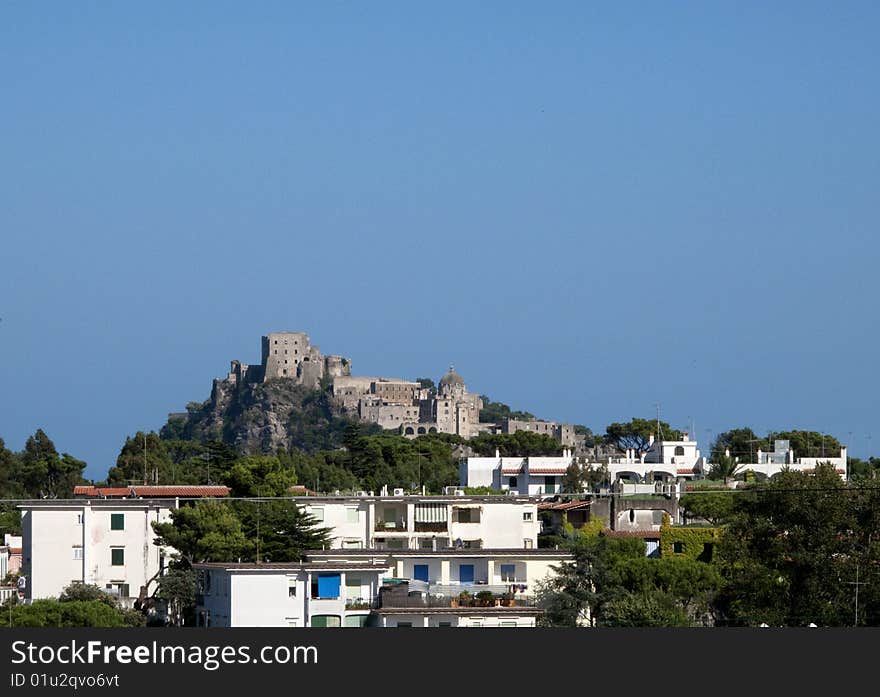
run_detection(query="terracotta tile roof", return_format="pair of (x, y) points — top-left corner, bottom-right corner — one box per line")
(526, 469), (568, 475)
(73, 485), (229, 498)
(10, 548), (22, 554)
(73, 486), (132, 497)
(677, 468), (698, 474)
(131, 486), (229, 497)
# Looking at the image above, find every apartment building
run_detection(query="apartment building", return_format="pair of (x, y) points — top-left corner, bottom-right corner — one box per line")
(195, 548), (571, 628)
(299, 493), (541, 550)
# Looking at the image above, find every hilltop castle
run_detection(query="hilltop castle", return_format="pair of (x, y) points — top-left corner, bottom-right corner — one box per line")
(212, 330), (578, 447)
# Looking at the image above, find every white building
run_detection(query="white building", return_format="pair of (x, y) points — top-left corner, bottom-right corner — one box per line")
(20, 499), (175, 606)
(193, 560), (390, 627)
(606, 433), (707, 482)
(460, 451), (576, 495)
(725, 439), (848, 480)
(195, 548), (571, 628)
(299, 494), (541, 550)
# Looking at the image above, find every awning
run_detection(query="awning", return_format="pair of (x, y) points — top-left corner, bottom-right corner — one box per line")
(414, 503), (448, 523)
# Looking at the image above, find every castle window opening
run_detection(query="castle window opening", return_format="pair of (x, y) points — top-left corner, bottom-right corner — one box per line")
(674, 446), (685, 456)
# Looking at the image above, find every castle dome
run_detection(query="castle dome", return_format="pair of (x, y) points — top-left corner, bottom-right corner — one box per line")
(439, 365), (465, 391)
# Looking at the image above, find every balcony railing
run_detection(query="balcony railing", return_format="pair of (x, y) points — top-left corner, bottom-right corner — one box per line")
(413, 522), (448, 533)
(376, 580), (536, 609)
(377, 591), (537, 610)
(374, 520), (408, 532)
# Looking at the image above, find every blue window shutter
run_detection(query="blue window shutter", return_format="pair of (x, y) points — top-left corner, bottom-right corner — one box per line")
(413, 565), (429, 582)
(317, 573), (341, 598)
(459, 564), (474, 583)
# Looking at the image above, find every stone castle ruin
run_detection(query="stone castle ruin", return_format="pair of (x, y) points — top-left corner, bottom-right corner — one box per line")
(211, 330), (579, 448)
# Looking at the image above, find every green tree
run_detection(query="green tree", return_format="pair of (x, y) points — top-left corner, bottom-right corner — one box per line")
(679, 492), (736, 526)
(604, 418), (682, 454)
(478, 396), (535, 424)
(107, 431), (173, 486)
(234, 500), (331, 562)
(154, 568), (198, 627)
(0, 504), (22, 537)
(714, 463), (864, 626)
(601, 591), (691, 627)
(468, 432), (562, 457)
(0, 437), (22, 497)
(58, 583), (116, 607)
(152, 500), (251, 564)
(710, 427), (766, 462)
(223, 456), (296, 497)
(17, 429), (86, 498)
(561, 461), (609, 493)
(4, 599), (144, 627)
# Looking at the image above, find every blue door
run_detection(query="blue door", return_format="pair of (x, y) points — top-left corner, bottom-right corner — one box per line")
(413, 564), (429, 582)
(459, 564), (474, 583)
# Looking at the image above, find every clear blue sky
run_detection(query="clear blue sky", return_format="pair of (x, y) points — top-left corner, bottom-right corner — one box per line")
(2, 2), (878, 481)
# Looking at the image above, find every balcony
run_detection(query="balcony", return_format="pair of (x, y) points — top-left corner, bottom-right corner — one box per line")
(374, 519), (408, 533)
(413, 521), (448, 533)
(376, 580), (535, 609)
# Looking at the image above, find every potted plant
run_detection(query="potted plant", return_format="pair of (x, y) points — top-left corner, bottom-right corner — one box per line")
(458, 591), (472, 607)
(500, 592), (515, 607)
(475, 590), (495, 607)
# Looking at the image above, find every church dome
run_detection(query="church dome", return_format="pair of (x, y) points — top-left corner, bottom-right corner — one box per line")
(439, 366), (465, 391)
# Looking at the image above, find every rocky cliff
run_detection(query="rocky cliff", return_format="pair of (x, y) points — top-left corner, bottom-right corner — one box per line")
(160, 377), (373, 455)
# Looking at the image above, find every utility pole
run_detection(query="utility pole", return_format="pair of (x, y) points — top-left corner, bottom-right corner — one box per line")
(844, 563), (868, 626)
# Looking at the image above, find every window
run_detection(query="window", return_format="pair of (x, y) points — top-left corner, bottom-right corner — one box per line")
(311, 508), (324, 522)
(673, 541), (684, 554)
(459, 564), (475, 583)
(438, 622), (452, 628)
(111, 548), (125, 566)
(110, 513), (124, 531)
(544, 476), (557, 493)
(288, 580), (297, 598)
(470, 621), (482, 628)
(312, 573), (341, 599)
(413, 564), (429, 582)
(509, 477), (518, 488)
(345, 575), (362, 598)
(76, 514), (83, 525)
(523, 512), (533, 521)
(500, 621), (517, 627)
(287, 620), (298, 627)
(73, 547), (83, 560)
(674, 446), (685, 456)
(342, 540), (362, 549)
(500, 564), (516, 582)
(346, 508), (359, 523)
(311, 615), (341, 628)
(396, 621), (413, 628)
(524, 539), (533, 549)
(344, 615), (369, 627)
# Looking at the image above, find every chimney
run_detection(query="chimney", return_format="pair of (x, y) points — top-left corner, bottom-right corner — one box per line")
(682, 432), (689, 442)
(495, 448), (500, 459)
(648, 433), (655, 447)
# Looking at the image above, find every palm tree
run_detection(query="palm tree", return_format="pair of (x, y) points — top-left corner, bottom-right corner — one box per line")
(708, 453), (743, 485)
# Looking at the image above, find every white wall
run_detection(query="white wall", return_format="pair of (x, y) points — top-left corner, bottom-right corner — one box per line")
(23, 503), (171, 601)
